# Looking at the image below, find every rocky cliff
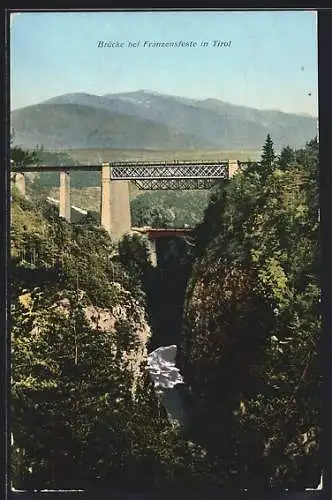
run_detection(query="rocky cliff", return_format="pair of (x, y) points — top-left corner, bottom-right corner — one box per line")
(10, 192), (170, 490)
(177, 139), (322, 490)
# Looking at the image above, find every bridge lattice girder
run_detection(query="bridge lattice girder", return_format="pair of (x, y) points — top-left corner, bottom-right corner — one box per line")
(132, 178), (222, 190)
(111, 162), (229, 190)
(11, 161), (260, 190)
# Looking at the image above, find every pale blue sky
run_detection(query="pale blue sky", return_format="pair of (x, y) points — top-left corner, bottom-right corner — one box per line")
(10, 10), (318, 116)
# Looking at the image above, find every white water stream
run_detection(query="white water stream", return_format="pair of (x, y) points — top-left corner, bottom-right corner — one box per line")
(146, 344), (323, 491)
(147, 344), (186, 425)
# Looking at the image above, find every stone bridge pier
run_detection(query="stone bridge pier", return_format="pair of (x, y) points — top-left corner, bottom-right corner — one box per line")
(59, 170), (71, 220)
(12, 172), (26, 196)
(228, 160), (239, 178)
(58, 164), (132, 240)
(100, 162), (132, 242)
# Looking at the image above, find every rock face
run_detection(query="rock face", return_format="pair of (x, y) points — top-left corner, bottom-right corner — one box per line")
(177, 258), (261, 403)
(10, 193), (174, 491)
(176, 150), (322, 488)
(11, 283), (156, 489)
(19, 284), (151, 397)
(82, 288), (151, 392)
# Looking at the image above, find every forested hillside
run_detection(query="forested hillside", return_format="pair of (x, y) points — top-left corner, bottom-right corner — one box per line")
(10, 136), (322, 492)
(10, 194), (206, 491)
(177, 137), (322, 489)
(131, 190), (210, 228)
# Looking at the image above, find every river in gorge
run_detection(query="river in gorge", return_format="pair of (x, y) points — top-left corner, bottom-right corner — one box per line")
(147, 344), (190, 426)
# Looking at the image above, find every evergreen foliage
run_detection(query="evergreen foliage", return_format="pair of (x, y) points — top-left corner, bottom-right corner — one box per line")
(10, 188), (207, 491)
(261, 133), (276, 174)
(131, 190), (210, 229)
(11, 146), (40, 166)
(178, 137), (322, 490)
(10, 137), (322, 491)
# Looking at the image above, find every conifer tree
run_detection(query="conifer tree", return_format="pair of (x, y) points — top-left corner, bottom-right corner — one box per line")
(261, 134), (276, 174)
(11, 145), (40, 167)
(278, 145), (295, 170)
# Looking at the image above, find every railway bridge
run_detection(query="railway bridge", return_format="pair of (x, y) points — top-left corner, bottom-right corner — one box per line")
(11, 159), (256, 264)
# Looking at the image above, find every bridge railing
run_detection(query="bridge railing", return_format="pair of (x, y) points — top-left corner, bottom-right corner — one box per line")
(109, 160), (231, 166)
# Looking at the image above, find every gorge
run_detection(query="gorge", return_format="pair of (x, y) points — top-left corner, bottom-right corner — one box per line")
(10, 136), (322, 492)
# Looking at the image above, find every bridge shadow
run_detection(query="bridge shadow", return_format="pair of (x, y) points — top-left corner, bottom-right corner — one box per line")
(146, 235), (194, 352)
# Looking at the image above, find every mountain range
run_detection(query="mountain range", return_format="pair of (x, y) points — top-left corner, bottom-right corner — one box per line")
(11, 90), (317, 151)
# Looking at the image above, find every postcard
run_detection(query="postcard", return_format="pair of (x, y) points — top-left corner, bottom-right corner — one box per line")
(8, 9), (322, 497)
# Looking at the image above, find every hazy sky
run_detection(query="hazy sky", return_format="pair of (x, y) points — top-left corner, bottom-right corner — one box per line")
(10, 10), (318, 116)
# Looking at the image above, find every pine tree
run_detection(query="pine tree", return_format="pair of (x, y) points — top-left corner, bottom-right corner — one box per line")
(261, 134), (276, 174)
(179, 137), (321, 489)
(278, 145), (295, 170)
(11, 145), (40, 167)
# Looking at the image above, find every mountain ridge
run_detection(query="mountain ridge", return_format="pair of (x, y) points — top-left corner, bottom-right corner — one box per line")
(11, 90), (317, 151)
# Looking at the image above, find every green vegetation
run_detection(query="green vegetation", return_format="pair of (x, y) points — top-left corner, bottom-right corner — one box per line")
(131, 190), (211, 229)
(10, 136), (321, 491)
(11, 145), (40, 166)
(48, 187), (101, 213)
(178, 136), (321, 490)
(10, 190), (208, 491)
(31, 147), (101, 192)
(261, 133), (276, 173)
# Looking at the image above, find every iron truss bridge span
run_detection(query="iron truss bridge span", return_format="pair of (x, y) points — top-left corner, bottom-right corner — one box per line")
(11, 160), (259, 190)
(131, 178), (220, 190)
(110, 161), (229, 190)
